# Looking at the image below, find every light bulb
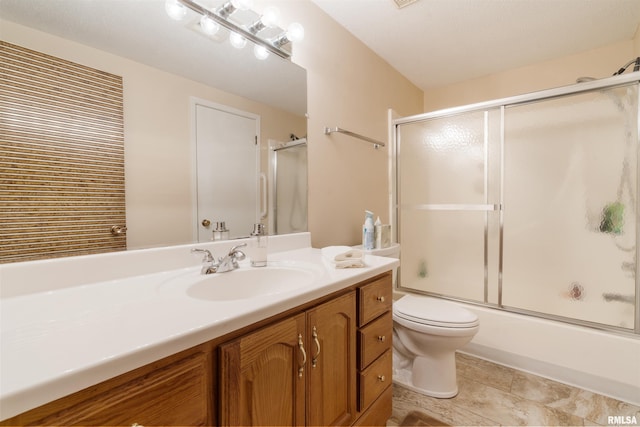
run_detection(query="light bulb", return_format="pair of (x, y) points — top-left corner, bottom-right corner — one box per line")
(286, 22), (304, 42)
(200, 15), (220, 36)
(165, 0), (186, 20)
(230, 0), (253, 11)
(254, 44), (269, 60)
(260, 6), (279, 28)
(229, 32), (247, 49)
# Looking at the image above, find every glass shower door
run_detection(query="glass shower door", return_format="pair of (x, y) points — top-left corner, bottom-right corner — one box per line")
(502, 85), (638, 329)
(397, 109), (501, 303)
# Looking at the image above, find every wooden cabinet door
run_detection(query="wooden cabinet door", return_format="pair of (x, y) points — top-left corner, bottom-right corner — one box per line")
(306, 292), (356, 426)
(219, 313), (306, 426)
(16, 352), (211, 426)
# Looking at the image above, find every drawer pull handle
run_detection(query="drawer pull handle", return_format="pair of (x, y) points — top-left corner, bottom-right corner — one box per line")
(377, 335), (386, 342)
(377, 375), (386, 382)
(376, 296), (385, 303)
(132, 424), (144, 427)
(298, 334), (306, 378)
(312, 326), (321, 368)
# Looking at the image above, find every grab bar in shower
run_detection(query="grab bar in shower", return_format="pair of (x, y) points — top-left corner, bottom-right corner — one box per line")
(323, 126), (386, 149)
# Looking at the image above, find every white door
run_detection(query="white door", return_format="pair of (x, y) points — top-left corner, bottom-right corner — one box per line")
(195, 102), (259, 242)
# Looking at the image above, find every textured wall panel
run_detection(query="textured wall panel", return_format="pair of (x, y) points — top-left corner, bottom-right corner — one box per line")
(0, 41), (125, 263)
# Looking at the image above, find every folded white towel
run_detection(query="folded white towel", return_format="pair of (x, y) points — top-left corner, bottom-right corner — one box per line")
(335, 248), (364, 261)
(334, 259), (365, 269)
(321, 246), (365, 268)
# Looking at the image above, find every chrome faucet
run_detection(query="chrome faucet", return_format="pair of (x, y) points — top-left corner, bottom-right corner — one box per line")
(191, 248), (218, 274)
(191, 244), (247, 275)
(216, 243), (247, 273)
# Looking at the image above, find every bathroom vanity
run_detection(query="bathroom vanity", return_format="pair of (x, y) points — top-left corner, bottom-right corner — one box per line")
(0, 234), (397, 426)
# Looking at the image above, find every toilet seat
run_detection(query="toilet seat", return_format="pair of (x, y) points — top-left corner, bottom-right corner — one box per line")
(394, 294), (479, 328)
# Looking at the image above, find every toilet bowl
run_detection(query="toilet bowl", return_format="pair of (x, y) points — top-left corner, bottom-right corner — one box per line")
(392, 294), (479, 398)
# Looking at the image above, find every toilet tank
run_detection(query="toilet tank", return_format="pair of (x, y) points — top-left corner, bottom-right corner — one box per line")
(353, 243), (400, 286)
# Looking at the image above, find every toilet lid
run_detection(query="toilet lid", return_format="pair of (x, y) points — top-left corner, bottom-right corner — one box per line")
(394, 294), (479, 328)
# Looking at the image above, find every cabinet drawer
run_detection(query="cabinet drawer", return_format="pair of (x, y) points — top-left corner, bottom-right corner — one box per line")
(358, 274), (392, 326)
(353, 386), (392, 427)
(358, 312), (392, 369)
(358, 350), (392, 412)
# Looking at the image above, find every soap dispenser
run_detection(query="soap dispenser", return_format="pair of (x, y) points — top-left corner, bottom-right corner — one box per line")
(212, 221), (230, 241)
(250, 223), (267, 267)
(362, 210), (375, 250)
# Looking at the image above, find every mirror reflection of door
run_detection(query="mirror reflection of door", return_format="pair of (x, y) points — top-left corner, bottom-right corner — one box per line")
(194, 99), (259, 242)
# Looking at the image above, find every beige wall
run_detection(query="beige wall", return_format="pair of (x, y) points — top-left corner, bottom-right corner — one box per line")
(2, 19), (305, 250)
(268, 1), (424, 248)
(424, 38), (640, 112)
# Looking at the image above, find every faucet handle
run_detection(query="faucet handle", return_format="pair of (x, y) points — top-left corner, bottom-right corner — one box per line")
(227, 243), (247, 268)
(191, 248), (214, 262)
(228, 243), (247, 254)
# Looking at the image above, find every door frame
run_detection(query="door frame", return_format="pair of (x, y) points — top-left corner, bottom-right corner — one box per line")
(189, 97), (261, 242)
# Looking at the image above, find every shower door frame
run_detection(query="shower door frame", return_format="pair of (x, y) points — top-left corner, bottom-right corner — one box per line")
(268, 138), (308, 235)
(392, 72), (640, 335)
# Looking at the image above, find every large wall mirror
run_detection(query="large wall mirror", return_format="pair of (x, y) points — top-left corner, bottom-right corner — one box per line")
(0, 0), (308, 262)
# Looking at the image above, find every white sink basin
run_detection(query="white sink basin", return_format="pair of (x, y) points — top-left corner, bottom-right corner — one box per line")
(159, 262), (321, 301)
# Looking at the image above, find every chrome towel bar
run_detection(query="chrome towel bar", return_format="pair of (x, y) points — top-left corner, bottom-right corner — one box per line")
(323, 126), (386, 149)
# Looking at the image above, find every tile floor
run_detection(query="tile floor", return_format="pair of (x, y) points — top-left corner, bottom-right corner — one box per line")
(389, 353), (640, 426)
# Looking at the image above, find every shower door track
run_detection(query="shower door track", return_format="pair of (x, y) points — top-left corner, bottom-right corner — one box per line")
(393, 72), (640, 336)
(395, 73), (640, 124)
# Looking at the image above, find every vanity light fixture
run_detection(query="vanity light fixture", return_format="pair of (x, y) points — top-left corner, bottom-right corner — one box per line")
(272, 22), (305, 48)
(165, 0), (187, 20)
(229, 31), (247, 49)
(253, 44), (270, 60)
(248, 6), (279, 34)
(166, 0), (304, 60)
(200, 15), (220, 36)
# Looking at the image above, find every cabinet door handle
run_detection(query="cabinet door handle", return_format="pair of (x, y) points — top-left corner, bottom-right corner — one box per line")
(312, 326), (321, 368)
(376, 296), (385, 302)
(298, 333), (306, 378)
(377, 335), (386, 342)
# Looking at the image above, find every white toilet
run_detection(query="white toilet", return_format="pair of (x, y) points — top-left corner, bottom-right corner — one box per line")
(393, 294), (479, 398)
(354, 243), (478, 398)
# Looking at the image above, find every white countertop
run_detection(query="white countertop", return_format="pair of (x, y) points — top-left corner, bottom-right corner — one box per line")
(0, 236), (398, 421)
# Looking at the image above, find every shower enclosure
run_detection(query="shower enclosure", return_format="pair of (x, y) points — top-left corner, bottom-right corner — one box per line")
(394, 73), (640, 334)
(268, 138), (308, 235)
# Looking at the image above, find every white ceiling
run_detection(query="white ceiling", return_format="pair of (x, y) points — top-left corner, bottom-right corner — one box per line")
(310, 0), (640, 91)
